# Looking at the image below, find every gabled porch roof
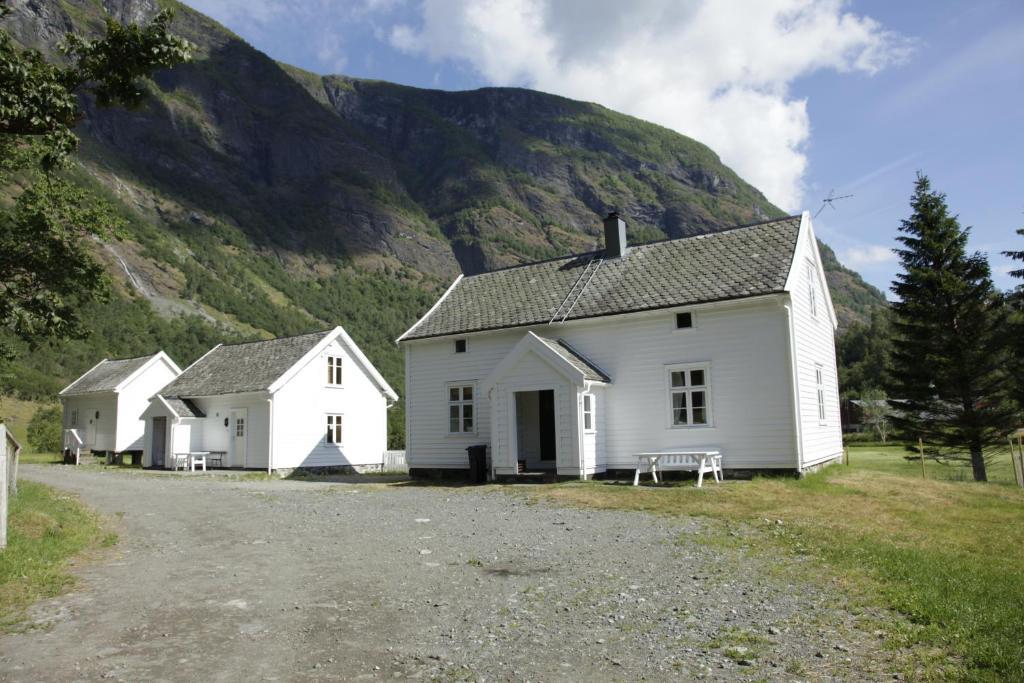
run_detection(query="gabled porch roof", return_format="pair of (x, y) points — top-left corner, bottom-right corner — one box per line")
(482, 332), (611, 392)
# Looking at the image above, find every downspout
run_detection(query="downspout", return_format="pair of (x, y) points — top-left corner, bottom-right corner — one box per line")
(266, 396), (274, 475)
(783, 299), (805, 472)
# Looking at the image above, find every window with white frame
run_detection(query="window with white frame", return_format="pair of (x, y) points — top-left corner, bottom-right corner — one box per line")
(675, 311), (694, 329)
(807, 262), (819, 318)
(326, 414), (343, 444)
(582, 393), (595, 432)
(448, 384), (475, 433)
(454, 339), (467, 353)
(70, 409), (78, 427)
(668, 363), (711, 427)
(235, 416), (245, 437)
(815, 365), (826, 423)
(326, 355), (343, 386)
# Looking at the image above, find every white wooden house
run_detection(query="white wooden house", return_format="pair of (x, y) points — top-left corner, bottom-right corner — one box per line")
(141, 327), (398, 471)
(398, 211), (843, 479)
(59, 352), (182, 457)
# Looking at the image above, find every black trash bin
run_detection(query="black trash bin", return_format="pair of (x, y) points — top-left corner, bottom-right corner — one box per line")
(466, 444), (488, 484)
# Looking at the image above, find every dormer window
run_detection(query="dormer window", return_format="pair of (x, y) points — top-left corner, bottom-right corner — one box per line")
(454, 339), (467, 353)
(675, 312), (693, 329)
(326, 355), (343, 385)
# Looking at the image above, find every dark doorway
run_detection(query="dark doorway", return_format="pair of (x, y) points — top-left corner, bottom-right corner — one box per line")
(538, 390), (556, 461)
(152, 417), (166, 468)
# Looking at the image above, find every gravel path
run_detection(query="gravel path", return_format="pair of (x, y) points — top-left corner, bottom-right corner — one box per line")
(0, 466), (907, 681)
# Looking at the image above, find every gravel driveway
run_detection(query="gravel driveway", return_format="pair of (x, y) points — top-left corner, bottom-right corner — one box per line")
(0, 466), (908, 681)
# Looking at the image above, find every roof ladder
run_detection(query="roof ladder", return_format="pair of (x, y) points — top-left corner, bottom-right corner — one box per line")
(549, 257), (603, 324)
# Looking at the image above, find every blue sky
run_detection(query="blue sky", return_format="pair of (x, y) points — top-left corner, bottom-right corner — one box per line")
(185, 0), (1024, 295)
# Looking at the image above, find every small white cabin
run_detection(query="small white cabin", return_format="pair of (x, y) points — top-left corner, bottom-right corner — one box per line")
(142, 327), (398, 471)
(59, 352), (182, 455)
(399, 212), (843, 479)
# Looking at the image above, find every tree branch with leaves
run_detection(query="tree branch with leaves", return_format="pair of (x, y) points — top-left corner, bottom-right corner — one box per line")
(0, 2), (191, 361)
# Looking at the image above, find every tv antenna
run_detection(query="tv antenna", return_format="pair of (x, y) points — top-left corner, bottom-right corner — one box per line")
(814, 189), (853, 218)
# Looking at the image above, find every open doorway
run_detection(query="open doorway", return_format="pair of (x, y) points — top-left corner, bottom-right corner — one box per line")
(514, 389), (556, 470)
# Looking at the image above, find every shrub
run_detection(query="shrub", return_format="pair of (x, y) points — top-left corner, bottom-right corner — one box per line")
(26, 406), (61, 453)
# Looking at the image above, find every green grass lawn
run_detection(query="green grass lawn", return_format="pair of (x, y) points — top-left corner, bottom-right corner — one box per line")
(848, 443), (1020, 485)
(528, 446), (1024, 682)
(0, 481), (115, 631)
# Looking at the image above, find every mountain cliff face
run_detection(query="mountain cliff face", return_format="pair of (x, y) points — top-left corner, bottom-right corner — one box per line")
(3, 0), (885, 441)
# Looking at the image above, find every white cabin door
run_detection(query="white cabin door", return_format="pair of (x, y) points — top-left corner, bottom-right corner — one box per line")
(151, 417), (167, 468)
(231, 409), (247, 468)
(85, 414), (97, 450)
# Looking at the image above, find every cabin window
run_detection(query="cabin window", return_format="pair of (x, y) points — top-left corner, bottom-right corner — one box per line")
(582, 393), (595, 432)
(448, 384), (475, 434)
(69, 409), (78, 427)
(675, 312), (693, 329)
(327, 355), (343, 385)
(816, 365), (827, 423)
(326, 414), (343, 444)
(235, 417), (245, 437)
(454, 339), (467, 353)
(807, 262), (818, 318)
(667, 363), (711, 427)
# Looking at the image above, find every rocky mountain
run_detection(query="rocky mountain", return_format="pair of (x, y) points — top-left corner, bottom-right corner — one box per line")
(3, 0), (885, 443)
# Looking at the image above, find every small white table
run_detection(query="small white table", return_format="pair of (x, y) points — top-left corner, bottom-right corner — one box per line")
(633, 450), (723, 487)
(189, 452), (208, 472)
(173, 452), (210, 471)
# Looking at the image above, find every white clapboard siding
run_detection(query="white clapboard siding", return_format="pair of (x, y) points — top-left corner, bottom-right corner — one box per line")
(489, 351), (579, 476)
(789, 230), (844, 468)
(112, 358), (180, 452)
(405, 296), (801, 471)
(62, 395), (117, 452)
(271, 338), (388, 469)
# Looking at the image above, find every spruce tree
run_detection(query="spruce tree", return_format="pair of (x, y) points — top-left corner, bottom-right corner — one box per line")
(1001, 228), (1024, 406)
(889, 174), (1014, 481)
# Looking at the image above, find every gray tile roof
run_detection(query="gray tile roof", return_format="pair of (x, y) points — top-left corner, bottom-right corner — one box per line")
(160, 330), (331, 398)
(61, 354), (157, 395)
(164, 397), (205, 418)
(536, 337), (611, 383)
(402, 216), (802, 340)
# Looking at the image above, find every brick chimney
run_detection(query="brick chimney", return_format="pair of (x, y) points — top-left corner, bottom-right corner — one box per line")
(603, 211), (628, 258)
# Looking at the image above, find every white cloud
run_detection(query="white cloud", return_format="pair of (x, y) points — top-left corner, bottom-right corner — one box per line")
(841, 244), (895, 268)
(387, 0), (910, 210)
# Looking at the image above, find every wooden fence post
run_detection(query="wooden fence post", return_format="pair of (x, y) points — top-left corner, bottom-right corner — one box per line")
(917, 437), (926, 479)
(0, 424), (8, 550)
(1011, 434), (1024, 489)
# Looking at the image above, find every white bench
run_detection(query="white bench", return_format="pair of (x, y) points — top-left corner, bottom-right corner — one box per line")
(633, 450), (723, 487)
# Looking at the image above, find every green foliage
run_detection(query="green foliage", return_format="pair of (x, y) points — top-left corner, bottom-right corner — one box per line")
(0, 5), (190, 364)
(858, 387), (891, 443)
(1000, 228), (1024, 407)
(26, 404), (60, 452)
(0, 5), (191, 168)
(836, 307), (893, 396)
(0, 292), (241, 400)
(889, 174), (1015, 481)
(999, 227), (1024, 283)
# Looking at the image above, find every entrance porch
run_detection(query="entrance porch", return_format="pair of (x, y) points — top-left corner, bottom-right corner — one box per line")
(483, 332), (610, 480)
